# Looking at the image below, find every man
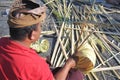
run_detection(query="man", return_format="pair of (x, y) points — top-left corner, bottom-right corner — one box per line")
(0, 0), (84, 80)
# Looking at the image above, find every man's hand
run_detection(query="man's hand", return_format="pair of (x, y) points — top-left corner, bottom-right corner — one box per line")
(54, 58), (76, 80)
(65, 58), (76, 69)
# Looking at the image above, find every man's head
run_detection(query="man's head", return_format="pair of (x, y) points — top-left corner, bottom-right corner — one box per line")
(9, 23), (41, 42)
(7, 0), (46, 43)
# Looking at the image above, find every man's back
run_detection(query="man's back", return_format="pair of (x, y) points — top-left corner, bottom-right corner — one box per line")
(0, 37), (53, 80)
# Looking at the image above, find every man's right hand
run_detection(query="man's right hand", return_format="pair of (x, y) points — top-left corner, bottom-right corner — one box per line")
(65, 58), (76, 69)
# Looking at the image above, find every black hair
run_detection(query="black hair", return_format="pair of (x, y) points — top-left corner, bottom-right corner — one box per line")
(22, 0), (40, 9)
(9, 24), (37, 41)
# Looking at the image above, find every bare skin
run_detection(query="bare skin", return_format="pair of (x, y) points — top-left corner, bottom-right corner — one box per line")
(54, 58), (76, 80)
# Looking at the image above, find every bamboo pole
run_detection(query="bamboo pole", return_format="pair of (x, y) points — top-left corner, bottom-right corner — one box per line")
(63, 27), (120, 36)
(101, 71), (107, 80)
(92, 66), (120, 72)
(91, 42), (105, 65)
(95, 51), (120, 79)
(44, 0), (55, 6)
(87, 73), (94, 80)
(96, 52), (120, 68)
(51, 2), (73, 65)
(51, 20), (68, 67)
(51, 21), (65, 64)
(95, 33), (120, 64)
(91, 72), (99, 80)
(53, 45), (61, 67)
(71, 21), (75, 55)
(77, 29), (94, 49)
(103, 36), (120, 52)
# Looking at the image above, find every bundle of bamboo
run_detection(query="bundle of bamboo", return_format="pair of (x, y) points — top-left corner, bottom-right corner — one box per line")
(41, 0), (120, 79)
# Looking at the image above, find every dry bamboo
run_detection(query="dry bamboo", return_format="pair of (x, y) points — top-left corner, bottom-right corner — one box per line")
(103, 36), (120, 52)
(95, 51), (120, 79)
(91, 42), (105, 65)
(101, 71), (107, 80)
(92, 66), (120, 72)
(95, 33), (120, 64)
(87, 73), (94, 80)
(71, 23), (75, 55)
(63, 27), (120, 36)
(44, 0), (55, 5)
(96, 52), (120, 68)
(51, 22), (65, 64)
(91, 72), (99, 80)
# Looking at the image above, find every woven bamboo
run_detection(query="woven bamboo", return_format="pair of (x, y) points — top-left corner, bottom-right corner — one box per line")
(74, 42), (96, 73)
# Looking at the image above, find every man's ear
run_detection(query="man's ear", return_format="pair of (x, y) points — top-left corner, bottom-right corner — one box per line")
(28, 30), (36, 40)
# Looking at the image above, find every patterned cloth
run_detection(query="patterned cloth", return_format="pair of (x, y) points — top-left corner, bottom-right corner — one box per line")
(7, 0), (46, 28)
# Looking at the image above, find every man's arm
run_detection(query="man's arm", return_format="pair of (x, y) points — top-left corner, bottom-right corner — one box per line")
(53, 58), (76, 80)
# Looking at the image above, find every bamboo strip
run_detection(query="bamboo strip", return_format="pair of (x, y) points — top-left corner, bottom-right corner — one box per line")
(51, 22), (65, 64)
(101, 71), (107, 80)
(95, 51), (120, 79)
(91, 42), (105, 65)
(53, 21), (72, 67)
(71, 22), (75, 55)
(103, 63), (120, 79)
(44, 0), (55, 5)
(53, 23), (68, 64)
(53, 28), (71, 67)
(55, 52), (63, 67)
(96, 52), (120, 68)
(91, 72), (99, 80)
(53, 46), (61, 67)
(59, 51), (70, 67)
(55, 34), (71, 67)
(104, 71), (119, 79)
(92, 66), (120, 72)
(104, 7), (120, 13)
(51, 2), (73, 66)
(103, 36), (120, 52)
(77, 29), (94, 49)
(99, 5), (119, 33)
(63, 27), (120, 36)
(95, 33), (120, 64)
(87, 73), (94, 80)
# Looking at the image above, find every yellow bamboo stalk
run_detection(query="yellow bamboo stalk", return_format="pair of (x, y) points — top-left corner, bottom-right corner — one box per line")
(101, 71), (107, 80)
(96, 52), (120, 68)
(51, 22), (65, 64)
(63, 27), (120, 36)
(103, 36), (120, 52)
(71, 23), (75, 55)
(91, 42), (105, 65)
(77, 29), (94, 49)
(95, 33), (120, 64)
(91, 66), (120, 72)
(53, 46), (61, 67)
(95, 50), (120, 79)
(87, 73), (94, 80)
(44, 0), (55, 5)
(91, 72), (99, 80)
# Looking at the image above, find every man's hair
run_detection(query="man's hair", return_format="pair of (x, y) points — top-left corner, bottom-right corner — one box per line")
(9, 24), (37, 41)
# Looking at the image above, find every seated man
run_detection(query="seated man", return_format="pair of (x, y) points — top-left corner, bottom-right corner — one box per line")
(0, 0), (84, 80)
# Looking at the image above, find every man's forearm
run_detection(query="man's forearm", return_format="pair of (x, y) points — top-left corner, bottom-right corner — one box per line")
(54, 65), (70, 80)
